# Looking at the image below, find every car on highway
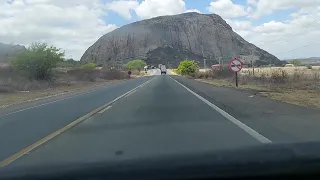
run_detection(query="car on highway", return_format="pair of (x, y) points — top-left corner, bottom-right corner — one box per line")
(160, 65), (167, 74)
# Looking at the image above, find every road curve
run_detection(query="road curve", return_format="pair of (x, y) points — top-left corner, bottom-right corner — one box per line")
(6, 75), (261, 168)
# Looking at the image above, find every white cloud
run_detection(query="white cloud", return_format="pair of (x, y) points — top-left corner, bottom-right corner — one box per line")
(226, 19), (252, 37)
(228, 13), (320, 59)
(135, 0), (186, 19)
(106, 0), (199, 20)
(0, 0), (117, 60)
(247, 0), (257, 6)
(253, 21), (287, 34)
(185, 9), (201, 13)
(251, 0), (320, 18)
(207, 0), (250, 19)
(106, 0), (139, 20)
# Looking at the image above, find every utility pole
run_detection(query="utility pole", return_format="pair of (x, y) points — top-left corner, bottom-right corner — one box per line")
(201, 46), (206, 72)
(218, 57), (223, 70)
(251, 49), (255, 76)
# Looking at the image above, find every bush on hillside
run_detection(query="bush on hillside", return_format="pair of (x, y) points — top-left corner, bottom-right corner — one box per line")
(100, 68), (128, 80)
(177, 60), (199, 75)
(288, 60), (301, 66)
(80, 62), (96, 69)
(306, 65), (313, 69)
(124, 60), (147, 72)
(10, 42), (64, 80)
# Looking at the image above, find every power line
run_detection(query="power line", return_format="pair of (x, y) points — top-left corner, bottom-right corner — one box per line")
(255, 18), (320, 45)
(274, 38), (320, 55)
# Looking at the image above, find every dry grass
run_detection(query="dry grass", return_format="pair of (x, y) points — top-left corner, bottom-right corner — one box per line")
(197, 78), (320, 109)
(260, 90), (320, 109)
(194, 66), (320, 109)
(0, 66), (132, 107)
(241, 66), (320, 79)
(0, 80), (121, 107)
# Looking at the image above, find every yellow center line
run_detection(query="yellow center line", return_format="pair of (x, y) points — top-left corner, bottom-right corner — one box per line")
(0, 77), (157, 167)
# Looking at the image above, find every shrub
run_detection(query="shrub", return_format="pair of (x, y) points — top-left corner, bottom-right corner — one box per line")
(80, 63), (96, 70)
(270, 69), (288, 83)
(100, 69), (128, 80)
(124, 60), (147, 72)
(177, 60), (199, 75)
(313, 71), (320, 80)
(306, 65), (313, 69)
(211, 68), (234, 79)
(288, 60), (301, 66)
(10, 42), (64, 80)
(67, 69), (99, 82)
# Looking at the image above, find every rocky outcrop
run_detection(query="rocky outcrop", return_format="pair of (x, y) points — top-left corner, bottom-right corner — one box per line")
(0, 42), (26, 63)
(80, 12), (281, 68)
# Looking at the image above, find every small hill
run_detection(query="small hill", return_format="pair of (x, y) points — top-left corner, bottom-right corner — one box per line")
(0, 42), (26, 65)
(80, 12), (281, 68)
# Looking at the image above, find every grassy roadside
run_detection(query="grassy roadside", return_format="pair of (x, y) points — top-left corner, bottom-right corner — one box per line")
(196, 79), (320, 109)
(0, 80), (123, 108)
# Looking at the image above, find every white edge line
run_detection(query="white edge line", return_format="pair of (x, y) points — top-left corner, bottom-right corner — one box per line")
(168, 76), (272, 144)
(98, 106), (112, 114)
(0, 78), (152, 117)
(125, 90), (137, 97)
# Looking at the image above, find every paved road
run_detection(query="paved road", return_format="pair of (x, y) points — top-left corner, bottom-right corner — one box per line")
(0, 77), (154, 163)
(2, 73), (319, 170)
(2, 75), (263, 168)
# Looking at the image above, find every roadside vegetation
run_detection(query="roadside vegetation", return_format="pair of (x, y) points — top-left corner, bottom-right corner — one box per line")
(176, 59), (320, 109)
(124, 59), (147, 72)
(177, 60), (199, 75)
(0, 42), (132, 107)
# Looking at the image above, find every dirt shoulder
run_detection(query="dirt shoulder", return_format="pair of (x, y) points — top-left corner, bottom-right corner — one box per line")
(0, 80), (124, 108)
(196, 78), (320, 109)
(172, 76), (320, 143)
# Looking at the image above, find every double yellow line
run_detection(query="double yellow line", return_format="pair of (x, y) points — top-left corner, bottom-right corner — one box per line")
(0, 77), (156, 167)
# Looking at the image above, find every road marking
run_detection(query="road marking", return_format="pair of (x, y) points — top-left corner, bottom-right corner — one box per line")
(0, 77), (156, 167)
(169, 76), (272, 144)
(125, 90), (136, 97)
(0, 82), (125, 117)
(98, 106), (112, 114)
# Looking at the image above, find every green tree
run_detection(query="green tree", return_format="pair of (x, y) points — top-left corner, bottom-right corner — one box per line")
(124, 60), (147, 72)
(11, 42), (65, 80)
(177, 60), (199, 75)
(288, 60), (301, 66)
(80, 62), (97, 69)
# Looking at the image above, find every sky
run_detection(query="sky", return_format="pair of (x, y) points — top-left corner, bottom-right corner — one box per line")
(1, 0), (320, 60)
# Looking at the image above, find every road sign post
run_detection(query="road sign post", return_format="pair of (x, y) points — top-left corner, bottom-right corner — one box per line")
(235, 71), (238, 87)
(228, 58), (243, 87)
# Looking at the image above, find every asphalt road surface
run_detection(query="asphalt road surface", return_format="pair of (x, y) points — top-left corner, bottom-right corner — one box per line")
(0, 73), (268, 169)
(0, 77), (153, 165)
(3, 71), (319, 170)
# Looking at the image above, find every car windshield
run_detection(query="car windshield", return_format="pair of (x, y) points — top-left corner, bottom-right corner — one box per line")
(1, 0), (320, 175)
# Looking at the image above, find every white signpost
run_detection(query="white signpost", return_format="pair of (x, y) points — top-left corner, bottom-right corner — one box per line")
(228, 58), (243, 87)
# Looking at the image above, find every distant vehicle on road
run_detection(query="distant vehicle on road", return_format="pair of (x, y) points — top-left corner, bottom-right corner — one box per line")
(158, 64), (162, 69)
(160, 65), (167, 74)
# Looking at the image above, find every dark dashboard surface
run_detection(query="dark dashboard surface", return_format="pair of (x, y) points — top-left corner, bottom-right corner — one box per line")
(1, 142), (320, 180)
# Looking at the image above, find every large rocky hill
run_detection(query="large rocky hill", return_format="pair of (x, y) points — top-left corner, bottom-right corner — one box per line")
(0, 42), (26, 64)
(80, 12), (280, 68)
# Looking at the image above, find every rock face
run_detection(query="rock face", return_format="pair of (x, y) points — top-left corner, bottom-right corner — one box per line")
(0, 42), (26, 63)
(80, 12), (280, 68)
